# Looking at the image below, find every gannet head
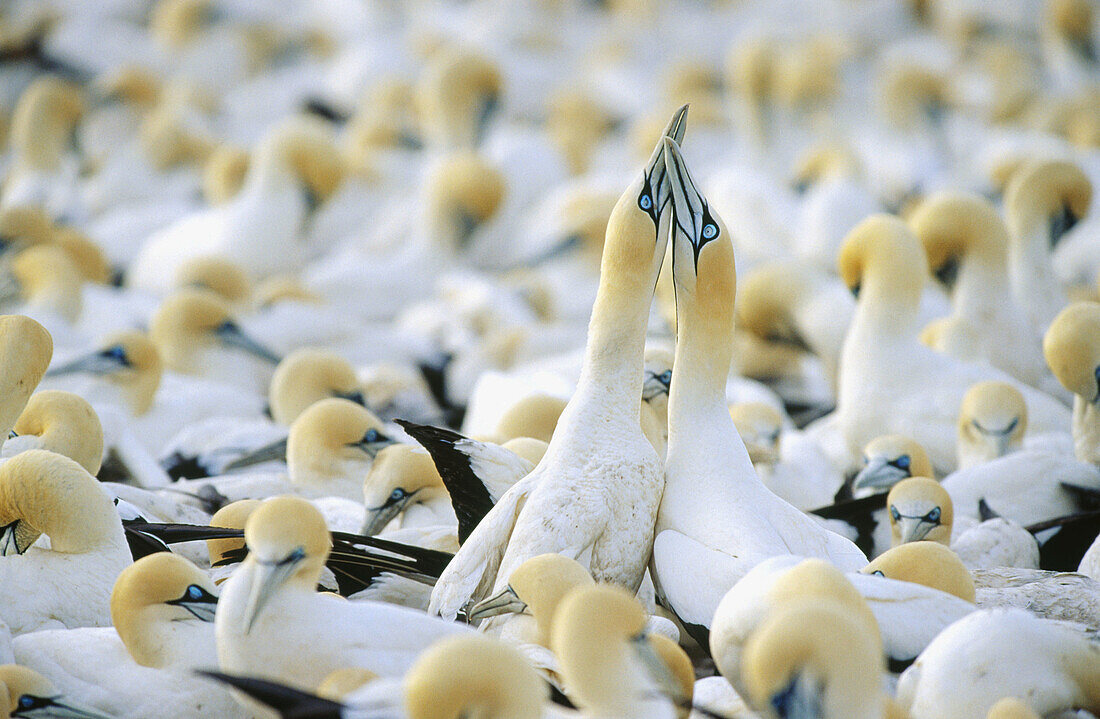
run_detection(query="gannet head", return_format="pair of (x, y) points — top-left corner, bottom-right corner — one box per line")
(986, 697), (1041, 719)
(741, 599), (885, 719)
(552, 584), (684, 716)
(730, 402), (784, 465)
(664, 62), (724, 125)
(791, 143), (860, 193)
(268, 349), (363, 426)
(851, 435), (933, 494)
(202, 145), (249, 205)
(344, 78), (420, 164)
(495, 394), (567, 443)
(861, 540), (975, 602)
(0, 449), (121, 556)
(1005, 159), (1092, 247)
(547, 90), (614, 174)
(838, 214), (928, 311)
(252, 118), (345, 210)
(1044, 302), (1100, 402)
(174, 256), (252, 306)
(3, 245), (83, 323)
(468, 553), (594, 645)
(774, 38), (844, 112)
(642, 346), (674, 416)
(404, 634), (547, 719)
(149, 290), (282, 373)
(957, 381), (1027, 463)
(207, 499), (261, 575)
(51, 228), (112, 285)
(0, 207), (52, 255)
(910, 193), (1011, 291)
(0, 665), (113, 719)
(13, 390), (103, 475)
(139, 109), (215, 170)
(879, 63), (949, 129)
(415, 49), (502, 148)
(1047, 0), (1096, 59)
(737, 261), (819, 348)
(241, 496), (330, 632)
(500, 437), (548, 466)
(287, 398), (392, 492)
(727, 38), (776, 109)
(9, 77), (84, 171)
(768, 559), (881, 645)
(360, 443), (443, 536)
(0, 315), (52, 439)
(884, 476), (953, 546)
(255, 275), (321, 308)
(425, 153), (505, 252)
(110, 552), (219, 667)
(45, 331), (161, 416)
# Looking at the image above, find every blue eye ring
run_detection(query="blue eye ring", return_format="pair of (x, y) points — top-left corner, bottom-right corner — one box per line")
(187, 584), (203, 600)
(927, 507), (941, 523)
(660, 370), (672, 383)
(365, 429), (378, 443)
(390, 488), (405, 501)
(702, 223), (718, 239)
(897, 455), (911, 470)
(871, 570), (885, 577)
(18, 696), (34, 709)
(638, 194), (653, 211)
(890, 505), (900, 521)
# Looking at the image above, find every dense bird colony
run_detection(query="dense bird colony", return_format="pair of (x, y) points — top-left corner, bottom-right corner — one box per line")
(0, 0), (1099, 717)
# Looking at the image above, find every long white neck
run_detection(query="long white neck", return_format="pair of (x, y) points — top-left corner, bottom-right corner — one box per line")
(1007, 219), (1065, 329)
(953, 248), (1013, 319)
(1073, 395), (1100, 466)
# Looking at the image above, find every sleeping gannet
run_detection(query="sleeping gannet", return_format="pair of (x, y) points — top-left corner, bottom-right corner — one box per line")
(911, 193), (1049, 388)
(836, 214), (1071, 472)
(652, 137), (865, 647)
(0, 665), (111, 719)
(12, 553), (247, 718)
(897, 608), (1100, 719)
(1044, 301), (1100, 465)
(428, 106), (688, 621)
(0, 450), (131, 634)
(2, 390), (103, 475)
(1004, 160), (1090, 335)
(862, 541), (977, 602)
(216, 496), (470, 689)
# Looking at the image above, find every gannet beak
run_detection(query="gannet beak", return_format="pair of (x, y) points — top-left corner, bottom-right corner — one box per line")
(215, 321), (283, 365)
(662, 137), (720, 270)
(0, 519), (31, 556)
(360, 488), (415, 536)
(196, 671), (344, 719)
(896, 516), (933, 544)
(639, 105), (689, 228)
(629, 632), (688, 706)
(0, 270), (22, 306)
(166, 585), (220, 623)
(642, 369), (672, 401)
(475, 91), (499, 146)
(332, 388), (366, 406)
(222, 438), (289, 472)
(10, 696), (115, 719)
(46, 347), (128, 377)
(851, 457), (907, 493)
(1049, 204), (1080, 249)
(767, 672), (821, 719)
(243, 549), (304, 633)
(468, 584), (527, 620)
(349, 428), (396, 458)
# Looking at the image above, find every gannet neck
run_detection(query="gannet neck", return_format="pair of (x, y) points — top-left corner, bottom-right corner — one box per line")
(111, 552), (219, 668)
(0, 450), (122, 553)
(403, 635), (546, 719)
(0, 315), (52, 441)
(1072, 396), (1100, 466)
(839, 215), (927, 334)
(14, 390), (104, 475)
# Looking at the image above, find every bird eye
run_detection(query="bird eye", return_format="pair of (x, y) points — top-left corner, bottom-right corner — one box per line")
(895, 455), (910, 470)
(187, 584), (203, 600)
(390, 488), (406, 501)
(871, 570), (885, 577)
(927, 507), (941, 523)
(365, 429), (378, 443)
(660, 370), (672, 383)
(702, 223), (718, 239)
(890, 505), (900, 521)
(638, 193), (653, 211)
(850, 282), (861, 299)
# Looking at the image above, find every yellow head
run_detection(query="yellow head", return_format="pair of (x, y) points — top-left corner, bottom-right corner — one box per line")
(957, 381), (1027, 463)
(110, 552), (219, 667)
(500, 437), (548, 466)
(838, 214), (928, 315)
(792, 143), (860, 191)
(255, 118), (345, 207)
(0, 206), (52, 249)
(243, 496), (330, 587)
(1004, 159), (1092, 240)
(910, 192), (1012, 285)
(425, 153), (505, 252)
(9, 76), (84, 169)
(986, 697), (1041, 719)
(287, 398), (390, 491)
(360, 443), (444, 535)
(879, 63), (948, 129)
(317, 668), (378, 701)
(9, 244), (83, 322)
(862, 540), (975, 602)
(207, 499), (261, 569)
(268, 349), (361, 426)
(150, 0), (211, 48)
(149, 290), (279, 372)
(508, 553), (595, 647)
(415, 49), (502, 148)
(769, 559), (881, 646)
(1044, 301), (1100, 401)
(547, 90), (614, 174)
(203, 145), (250, 205)
(885, 477), (953, 546)
(14, 390), (103, 475)
(174, 256), (252, 306)
(0, 314), (53, 438)
(51, 228), (112, 285)
(851, 435), (934, 494)
(94, 66), (160, 107)
(0, 666), (77, 719)
(495, 394), (567, 444)
(730, 402), (783, 465)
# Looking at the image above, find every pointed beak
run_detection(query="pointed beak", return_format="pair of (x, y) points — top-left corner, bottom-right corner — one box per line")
(46, 351), (125, 378)
(851, 458), (907, 494)
(332, 388), (366, 407)
(222, 437), (289, 473)
(475, 91), (499, 146)
(360, 492), (412, 536)
(468, 585), (528, 621)
(168, 593), (220, 623)
(215, 321), (282, 365)
(640, 105), (689, 223)
(243, 551), (303, 633)
(768, 673), (822, 719)
(642, 370), (672, 402)
(196, 671), (345, 719)
(896, 516), (934, 544)
(663, 137), (718, 268)
(12, 698), (115, 719)
(350, 429), (396, 459)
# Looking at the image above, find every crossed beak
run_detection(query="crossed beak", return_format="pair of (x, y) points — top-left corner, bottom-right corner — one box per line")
(467, 585), (528, 621)
(662, 137), (718, 269)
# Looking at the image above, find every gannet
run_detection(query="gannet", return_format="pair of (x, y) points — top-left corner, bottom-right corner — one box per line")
(12, 553), (247, 718)
(897, 608), (1100, 718)
(1004, 159), (1090, 335)
(360, 443), (456, 535)
(862, 541), (977, 602)
(216, 496), (470, 689)
(836, 214), (1071, 472)
(0, 450), (131, 634)
(955, 381), (1029, 469)
(172, 255), (252, 308)
(0, 665), (111, 719)
(851, 434), (935, 496)
(1044, 301), (1100, 465)
(2, 390), (103, 475)
(652, 137), (865, 647)
(428, 106), (688, 620)
(911, 193), (1049, 388)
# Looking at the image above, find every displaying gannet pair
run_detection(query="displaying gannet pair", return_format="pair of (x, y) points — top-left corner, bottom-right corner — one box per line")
(428, 106), (689, 620)
(12, 553), (246, 718)
(651, 136), (865, 645)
